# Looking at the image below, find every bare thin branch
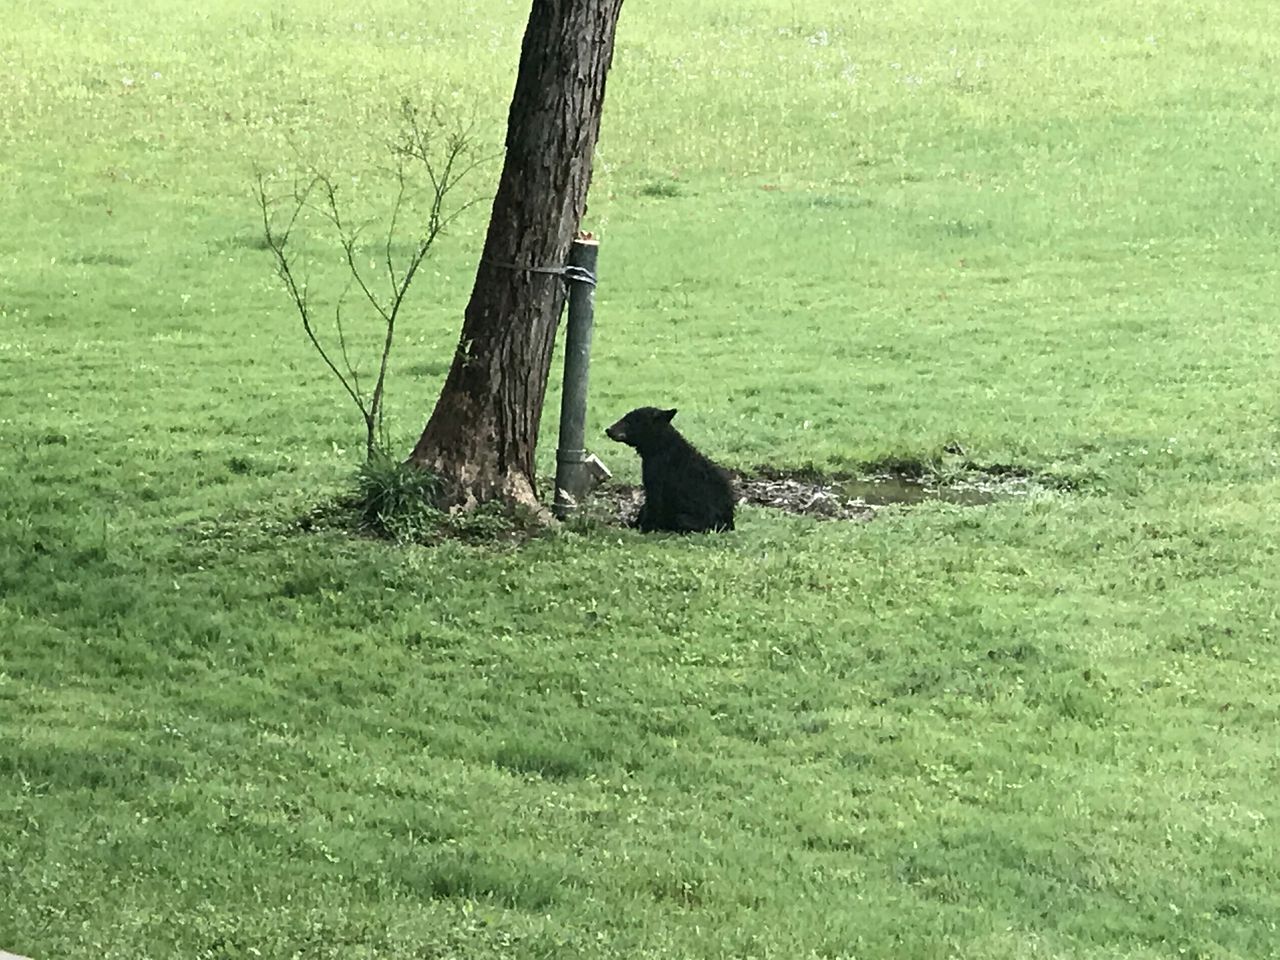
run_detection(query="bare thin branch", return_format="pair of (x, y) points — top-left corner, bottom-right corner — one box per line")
(384, 159), (408, 297)
(333, 293), (365, 409)
(255, 97), (493, 461)
(254, 173), (367, 417)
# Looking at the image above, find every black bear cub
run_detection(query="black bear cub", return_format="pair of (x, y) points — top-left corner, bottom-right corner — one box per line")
(605, 407), (735, 533)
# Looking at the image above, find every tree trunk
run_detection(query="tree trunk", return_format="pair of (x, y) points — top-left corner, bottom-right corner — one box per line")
(408, 0), (625, 510)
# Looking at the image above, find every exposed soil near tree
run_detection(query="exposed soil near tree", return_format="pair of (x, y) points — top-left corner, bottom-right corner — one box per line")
(585, 467), (1037, 527)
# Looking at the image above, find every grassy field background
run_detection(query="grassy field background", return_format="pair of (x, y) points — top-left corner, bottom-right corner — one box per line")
(3, 1), (1279, 957)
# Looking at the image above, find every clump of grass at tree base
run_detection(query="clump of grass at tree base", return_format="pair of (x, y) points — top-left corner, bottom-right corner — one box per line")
(352, 450), (443, 538)
(351, 451), (547, 544)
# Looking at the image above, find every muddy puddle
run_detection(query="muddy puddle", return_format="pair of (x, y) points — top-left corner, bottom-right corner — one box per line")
(588, 470), (1033, 526)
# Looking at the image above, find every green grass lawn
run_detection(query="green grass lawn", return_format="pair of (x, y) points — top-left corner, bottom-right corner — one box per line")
(3, 1), (1280, 957)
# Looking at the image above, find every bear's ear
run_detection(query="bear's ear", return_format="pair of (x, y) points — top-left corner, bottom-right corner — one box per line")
(661, 408), (677, 422)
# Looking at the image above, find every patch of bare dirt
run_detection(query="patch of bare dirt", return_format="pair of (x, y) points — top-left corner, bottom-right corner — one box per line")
(585, 468), (1036, 526)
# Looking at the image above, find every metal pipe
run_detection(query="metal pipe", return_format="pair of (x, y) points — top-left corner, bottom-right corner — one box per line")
(553, 238), (609, 519)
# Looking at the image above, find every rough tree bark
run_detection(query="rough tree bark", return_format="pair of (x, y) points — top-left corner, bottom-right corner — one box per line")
(408, 0), (625, 510)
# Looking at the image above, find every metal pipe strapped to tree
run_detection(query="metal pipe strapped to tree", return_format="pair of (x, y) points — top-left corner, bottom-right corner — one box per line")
(552, 237), (611, 519)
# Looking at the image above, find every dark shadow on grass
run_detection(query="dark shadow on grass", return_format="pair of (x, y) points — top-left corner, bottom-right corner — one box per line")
(402, 360), (451, 379)
(386, 848), (565, 909)
(71, 251), (133, 267)
(490, 737), (593, 781)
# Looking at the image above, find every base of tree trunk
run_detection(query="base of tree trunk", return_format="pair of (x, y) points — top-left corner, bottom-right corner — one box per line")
(410, 455), (548, 519)
(408, 422), (549, 519)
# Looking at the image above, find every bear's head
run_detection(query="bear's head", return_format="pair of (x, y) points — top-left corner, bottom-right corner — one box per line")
(605, 406), (677, 448)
